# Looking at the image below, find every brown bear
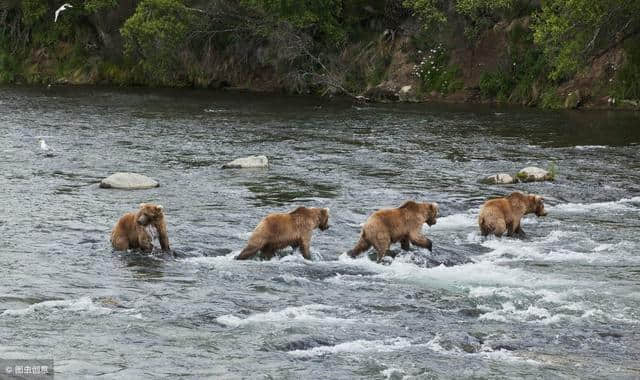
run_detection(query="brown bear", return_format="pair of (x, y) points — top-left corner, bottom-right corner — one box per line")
(348, 201), (439, 263)
(478, 192), (547, 237)
(111, 203), (170, 253)
(235, 207), (330, 260)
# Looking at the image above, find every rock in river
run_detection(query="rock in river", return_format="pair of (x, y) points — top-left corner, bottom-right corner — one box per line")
(99, 172), (159, 189)
(517, 166), (554, 182)
(480, 173), (516, 185)
(222, 155), (269, 169)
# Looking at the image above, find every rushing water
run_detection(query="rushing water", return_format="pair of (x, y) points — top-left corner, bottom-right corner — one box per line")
(1, 86), (639, 379)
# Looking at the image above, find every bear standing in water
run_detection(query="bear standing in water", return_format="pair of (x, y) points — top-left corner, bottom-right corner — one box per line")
(348, 201), (439, 263)
(111, 203), (170, 253)
(235, 207), (330, 260)
(478, 192), (547, 237)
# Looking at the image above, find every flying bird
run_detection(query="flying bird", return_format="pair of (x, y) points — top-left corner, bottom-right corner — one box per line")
(54, 3), (73, 22)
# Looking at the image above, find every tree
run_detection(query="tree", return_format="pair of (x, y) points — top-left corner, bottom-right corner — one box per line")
(121, 0), (195, 84)
(532, 0), (640, 81)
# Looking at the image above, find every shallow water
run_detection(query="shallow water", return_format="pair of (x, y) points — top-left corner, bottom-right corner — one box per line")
(1, 86), (639, 379)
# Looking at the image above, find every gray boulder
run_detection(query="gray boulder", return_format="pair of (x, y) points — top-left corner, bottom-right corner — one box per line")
(100, 172), (159, 189)
(481, 173), (516, 185)
(517, 166), (554, 182)
(222, 155), (268, 169)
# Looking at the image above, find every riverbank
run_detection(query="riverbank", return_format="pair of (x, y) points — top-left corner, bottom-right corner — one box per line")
(1, 1), (639, 110)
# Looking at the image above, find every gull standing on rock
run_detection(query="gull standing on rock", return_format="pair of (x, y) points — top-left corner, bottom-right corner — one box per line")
(54, 3), (73, 22)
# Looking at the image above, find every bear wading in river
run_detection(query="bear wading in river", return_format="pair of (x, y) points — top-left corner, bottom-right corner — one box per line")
(478, 192), (547, 237)
(111, 203), (170, 253)
(348, 201), (439, 262)
(235, 207), (330, 260)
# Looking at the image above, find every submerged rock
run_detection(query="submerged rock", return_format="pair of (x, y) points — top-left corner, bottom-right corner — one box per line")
(431, 332), (483, 354)
(481, 173), (516, 185)
(517, 166), (554, 182)
(99, 172), (159, 189)
(222, 155), (269, 169)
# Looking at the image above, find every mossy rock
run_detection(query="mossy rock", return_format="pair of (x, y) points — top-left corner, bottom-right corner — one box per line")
(517, 167), (554, 182)
(480, 173), (517, 185)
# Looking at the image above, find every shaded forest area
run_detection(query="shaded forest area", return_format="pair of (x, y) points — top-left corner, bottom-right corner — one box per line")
(1, 0), (639, 108)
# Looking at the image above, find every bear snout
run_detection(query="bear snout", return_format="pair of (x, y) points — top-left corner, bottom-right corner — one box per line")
(320, 224), (329, 231)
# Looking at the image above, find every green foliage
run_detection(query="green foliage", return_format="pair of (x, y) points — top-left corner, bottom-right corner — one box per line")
(613, 38), (640, 100)
(539, 88), (563, 109)
(455, 0), (513, 15)
(20, 0), (48, 26)
(479, 70), (513, 101)
(547, 162), (558, 180)
(412, 44), (463, 94)
(241, 0), (346, 44)
(85, 0), (118, 13)
(0, 41), (21, 83)
(405, 0), (517, 37)
(456, 0), (514, 39)
(403, 0), (446, 31)
(367, 51), (392, 86)
(121, 0), (194, 85)
(532, 0), (640, 81)
(478, 22), (546, 104)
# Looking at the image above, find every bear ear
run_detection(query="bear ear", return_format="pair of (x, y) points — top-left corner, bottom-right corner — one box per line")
(432, 202), (439, 215)
(157, 205), (164, 212)
(139, 203), (146, 209)
(323, 207), (330, 214)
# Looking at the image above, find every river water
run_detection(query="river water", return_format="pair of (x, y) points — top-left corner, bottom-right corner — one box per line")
(0, 86), (639, 379)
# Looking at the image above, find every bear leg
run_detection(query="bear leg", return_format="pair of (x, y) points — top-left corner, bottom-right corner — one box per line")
(410, 233), (432, 252)
(261, 244), (277, 260)
(299, 241), (312, 260)
(137, 234), (153, 253)
(157, 223), (170, 251)
(400, 238), (411, 251)
(373, 238), (390, 263)
(513, 225), (526, 238)
(236, 243), (261, 260)
(493, 220), (507, 237)
(112, 236), (130, 251)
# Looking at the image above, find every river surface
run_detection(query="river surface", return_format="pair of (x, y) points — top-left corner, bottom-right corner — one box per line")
(1, 86), (639, 379)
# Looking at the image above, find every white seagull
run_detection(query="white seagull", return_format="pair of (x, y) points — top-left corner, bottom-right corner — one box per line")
(39, 138), (51, 151)
(54, 3), (73, 23)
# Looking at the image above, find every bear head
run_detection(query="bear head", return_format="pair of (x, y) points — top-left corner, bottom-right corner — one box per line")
(318, 208), (330, 231)
(529, 195), (547, 216)
(400, 201), (439, 226)
(423, 202), (439, 226)
(136, 203), (165, 226)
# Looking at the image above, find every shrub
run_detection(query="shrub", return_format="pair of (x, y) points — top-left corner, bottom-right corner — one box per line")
(121, 0), (195, 85)
(479, 70), (513, 101)
(412, 44), (463, 95)
(613, 38), (640, 100)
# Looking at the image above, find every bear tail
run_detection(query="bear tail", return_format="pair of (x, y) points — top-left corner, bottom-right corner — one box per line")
(348, 231), (371, 258)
